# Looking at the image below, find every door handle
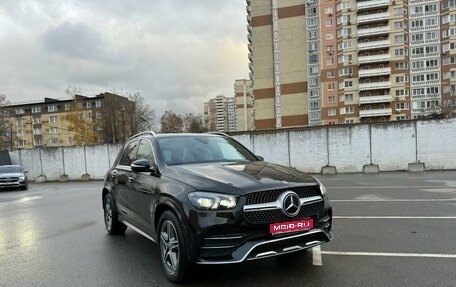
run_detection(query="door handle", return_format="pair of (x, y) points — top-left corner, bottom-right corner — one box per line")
(128, 176), (134, 182)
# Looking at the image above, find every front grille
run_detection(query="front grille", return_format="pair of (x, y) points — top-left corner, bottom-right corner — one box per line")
(245, 185), (320, 205)
(244, 201), (324, 224)
(0, 177), (19, 183)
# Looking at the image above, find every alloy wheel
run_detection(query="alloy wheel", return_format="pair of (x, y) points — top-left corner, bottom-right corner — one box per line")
(160, 220), (180, 274)
(104, 199), (113, 230)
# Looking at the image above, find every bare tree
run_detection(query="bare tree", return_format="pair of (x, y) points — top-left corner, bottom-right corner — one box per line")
(160, 111), (184, 133)
(440, 87), (456, 118)
(0, 95), (12, 150)
(127, 92), (156, 133)
(183, 113), (207, 133)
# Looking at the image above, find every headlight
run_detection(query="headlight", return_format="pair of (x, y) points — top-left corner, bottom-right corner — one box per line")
(19, 176), (25, 181)
(188, 192), (237, 210)
(312, 177), (327, 196)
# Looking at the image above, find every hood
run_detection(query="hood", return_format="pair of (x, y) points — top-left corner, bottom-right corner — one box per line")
(0, 172), (24, 178)
(161, 161), (317, 195)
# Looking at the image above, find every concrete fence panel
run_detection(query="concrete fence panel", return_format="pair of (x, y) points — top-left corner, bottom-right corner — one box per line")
(289, 129), (328, 173)
(253, 132), (289, 166)
(233, 134), (253, 153)
(85, 145), (112, 180)
(63, 146), (87, 180)
(17, 149), (42, 181)
(371, 121), (416, 171)
(40, 148), (64, 181)
(417, 118), (456, 170)
(328, 125), (370, 173)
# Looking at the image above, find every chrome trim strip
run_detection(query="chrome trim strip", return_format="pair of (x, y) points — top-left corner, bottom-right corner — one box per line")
(256, 251), (277, 258)
(197, 228), (331, 265)
(283, 245), (301, 252)
(306, 240), (321, 246)
(120, 220), (155, 242)
(204, 236), (244, 240)
(243, 195), (323, 212)
(200, 245), (235, 249)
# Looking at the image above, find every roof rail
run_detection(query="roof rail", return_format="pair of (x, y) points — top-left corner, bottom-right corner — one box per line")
(128, 131), (157, 140)
(206, 132), (230, 137)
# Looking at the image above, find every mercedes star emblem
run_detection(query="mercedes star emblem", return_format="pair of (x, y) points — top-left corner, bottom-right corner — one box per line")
(281, 191), (301, 217)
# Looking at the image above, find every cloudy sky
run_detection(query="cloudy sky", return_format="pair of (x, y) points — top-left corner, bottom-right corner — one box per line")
(0, 0), (249, 118)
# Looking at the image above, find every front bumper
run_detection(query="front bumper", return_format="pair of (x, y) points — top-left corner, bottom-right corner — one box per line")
(197, 227), (332, 264)
(0, 181), (27, 188)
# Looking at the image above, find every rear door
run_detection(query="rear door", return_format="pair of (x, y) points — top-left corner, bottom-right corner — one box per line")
(127, 138), (160, 234)
(112, 139), (139, 221)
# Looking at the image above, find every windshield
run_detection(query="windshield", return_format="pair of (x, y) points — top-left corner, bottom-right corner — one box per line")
(0, 166), (22, 173)
(156, 136), (257, 165)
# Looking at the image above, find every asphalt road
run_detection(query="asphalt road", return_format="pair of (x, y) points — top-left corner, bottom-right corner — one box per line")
(1, 171), (456, 287)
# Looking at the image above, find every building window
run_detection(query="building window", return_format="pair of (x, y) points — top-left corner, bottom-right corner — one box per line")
(328, 109), (337, 116)
(17, 118), (24, 126)
(326, 33), (334, 40)
(49, 116), (58, 123)
(51, 138), (59, 145)
(65, 103), (71, 111)
(51, 127), (59, 134)
(96, 112), (102, 119)
(48, 105), (58, 112)
(396, 103), (409, 110)
(343, 107), (354, 114)
(15, 108), (25, 115)
(86, 101), (92, 109)
(31, 106), (41, 113)
(325, 19), (333, 27)
(34, 128), (42, 135)
(344, 81), (353, 88)
(327, 58), (335, 65)
(19, 140), (26, 147)
(35, 139), (42, 146)
(327, 71), (336, 78)
(17, 130), (25, 136)
(344, 94), (354, 101)
(33, 117), (41, 124)
(328, 96), (336, 103)
(328, 83), (335, 90)
(310, 101), (320, 109)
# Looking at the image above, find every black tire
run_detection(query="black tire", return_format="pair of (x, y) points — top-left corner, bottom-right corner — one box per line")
(21, 183), (28, 190)
(158, 211), (190, 283)
(104, 193), (127, 235)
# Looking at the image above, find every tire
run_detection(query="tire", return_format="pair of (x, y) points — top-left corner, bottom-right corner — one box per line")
(21, 182), (28, 190)
(104, 193), (127, 235)
(158, 211), (190, 283)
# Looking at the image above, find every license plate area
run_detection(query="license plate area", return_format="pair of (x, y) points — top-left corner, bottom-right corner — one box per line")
(269, 219), (313, 235)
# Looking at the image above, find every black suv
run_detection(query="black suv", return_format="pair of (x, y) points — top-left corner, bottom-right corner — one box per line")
(102, 132), (332, 282)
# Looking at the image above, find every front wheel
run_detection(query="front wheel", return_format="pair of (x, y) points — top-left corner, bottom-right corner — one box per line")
(103, 193), (127, 235)
(158, 211), (190, 283)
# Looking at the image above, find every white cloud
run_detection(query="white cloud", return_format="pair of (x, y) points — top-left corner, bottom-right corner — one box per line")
(0, 0), (249, 118)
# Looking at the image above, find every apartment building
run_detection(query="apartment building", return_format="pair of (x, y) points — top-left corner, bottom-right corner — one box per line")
(5, 93), (133, 149)
(234, 79), (255, 131)
(247, 0), (456, 129)
(203, 95), (237, 132)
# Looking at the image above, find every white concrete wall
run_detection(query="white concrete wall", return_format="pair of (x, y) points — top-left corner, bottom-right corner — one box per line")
(7, 119), (456, 181)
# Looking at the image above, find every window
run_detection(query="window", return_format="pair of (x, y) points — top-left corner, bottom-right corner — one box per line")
(342, 107), (354, 114)
(396, 103), (409, 110)
(17, 118), (24, 126)
(51, 138), (59, 145)
(96, 112), (102, 119)
(328, 108), (336, 116)
(395, 49), (405, 56)
(33, 117), (41, 124)
(344, 94), (354, 101)
(86, 101), (92, 109)
(396, 90), (407, 97)
(344, 81), (353, 88)
(35, 139), (42, 146)
(310, 112), (320, 121)
(15, 108), (25, 115)
(325, 19), (333, 27)
(309, 66), (319, 74)
(325, 7), (333, 14)
(51, 127), (59, 134)
(327, 58), (335, 65)
(328, 83), (335, 90)
(19, 140), (26, 147)
(394, 21), (405, 29)
(326, 33), (334, 40)
(49, 116), (58, 123)
(48, 105), (58, 112)
(396, 76), (408, 83)
(65, 103), (71, 111)
(310, 101), (320, 109)
(395, 62), (408, 69)
(18, 130), (25, 136)
(309, 54), (318, 64)
(394, 35), (405, 43)
(328, 96), (336, 103)
(327, 71), (336, 78)
(137, 139), (155, 164)
(119, 140), (139, 166)
(32, 106), (41, 113)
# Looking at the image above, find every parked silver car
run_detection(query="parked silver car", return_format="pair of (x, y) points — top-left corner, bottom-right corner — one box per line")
(0, 165), (28, 190)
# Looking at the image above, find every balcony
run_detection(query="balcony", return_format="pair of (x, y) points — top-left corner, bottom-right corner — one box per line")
(412, 107), (440, 114)
(357, 26), (390, 37)
(359, 67), (391, 77)
(359, 81), (392, 91)
(357, 0), (390, 11)
(357, 12), (390, 24)
(359, 95), (392, 104)
(360, 108), (392, 117)
(358, 54), (391, 64)
(358, 40), (390, 51)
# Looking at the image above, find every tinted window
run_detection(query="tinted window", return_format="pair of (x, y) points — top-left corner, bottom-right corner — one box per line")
(137, 139), (155, 164)
(119, 140), (139, 166)
(157, 136), (256, 165)
(0, 166), (22, 173)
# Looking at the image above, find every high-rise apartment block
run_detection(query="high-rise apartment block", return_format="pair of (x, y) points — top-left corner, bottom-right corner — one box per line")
(247, 0), (456, 129)
(203, 95), (237, 132)
(234, 79), (255, 131)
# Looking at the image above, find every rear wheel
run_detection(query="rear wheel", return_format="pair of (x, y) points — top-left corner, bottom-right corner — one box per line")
(158, 211), (190, 283)
(104, 193), (127, 235)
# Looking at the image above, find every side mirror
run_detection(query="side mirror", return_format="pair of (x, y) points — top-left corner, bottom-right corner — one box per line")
(256, 155), (264, 161)
(131, 159), (151, 172)
(24, 171), (29, 174)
